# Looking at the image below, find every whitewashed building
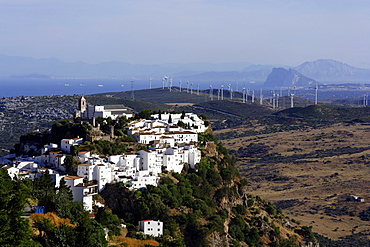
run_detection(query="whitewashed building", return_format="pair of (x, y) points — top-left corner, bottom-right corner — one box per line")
(64, 175), (98, 211)
(61, 138), (83, 153)
(138, 220), (163, 237)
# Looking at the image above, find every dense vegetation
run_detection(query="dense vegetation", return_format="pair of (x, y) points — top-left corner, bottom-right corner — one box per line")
(0, 169), (109, 246)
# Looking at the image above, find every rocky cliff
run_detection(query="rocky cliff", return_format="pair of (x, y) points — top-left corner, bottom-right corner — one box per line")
(264, 68), (317, 88)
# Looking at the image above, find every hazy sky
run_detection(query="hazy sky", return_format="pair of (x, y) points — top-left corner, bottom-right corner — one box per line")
(1, 0), (370, 67)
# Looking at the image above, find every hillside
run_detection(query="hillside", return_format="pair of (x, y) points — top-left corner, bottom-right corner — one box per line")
(98, 132), (317, 246)
(214, 105), (370, 244)
(1, 113), (319, 246)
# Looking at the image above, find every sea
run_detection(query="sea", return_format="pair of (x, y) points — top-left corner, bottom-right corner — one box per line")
(0, 78), (155, 97)
(0, 78), (265, 98)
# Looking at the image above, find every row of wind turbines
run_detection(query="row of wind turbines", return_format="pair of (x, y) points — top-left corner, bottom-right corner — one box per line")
(151, 76), (320, 108)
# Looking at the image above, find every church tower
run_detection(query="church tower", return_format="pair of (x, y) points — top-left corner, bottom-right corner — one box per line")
(79, 96), (87, 113)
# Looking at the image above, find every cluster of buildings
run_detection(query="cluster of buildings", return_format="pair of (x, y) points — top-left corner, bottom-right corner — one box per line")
(2, 105), (206, 213)
(127, 112), (206, 145)
(2, 98), (209, 237)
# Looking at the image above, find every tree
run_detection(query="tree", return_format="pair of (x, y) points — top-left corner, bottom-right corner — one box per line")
(138, 109), (153, 119)
(35, 170), (56, 213)
(63, 155), (78, 174)
(168, 114), (172, 123)
(0, 169), (36, 246)
(54, 178), (74, 219)
(95, 207), (121, 236)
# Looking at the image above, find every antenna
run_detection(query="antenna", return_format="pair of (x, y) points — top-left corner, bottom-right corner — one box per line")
(260, 88), (263, 105)
(315, 83), (318, 105)
(179, 80), (182, 92)
(131, 80), (135, 100)
(210, 85), (213, 100)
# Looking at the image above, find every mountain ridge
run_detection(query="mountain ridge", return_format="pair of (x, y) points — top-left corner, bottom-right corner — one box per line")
(2, 54), (370, 84)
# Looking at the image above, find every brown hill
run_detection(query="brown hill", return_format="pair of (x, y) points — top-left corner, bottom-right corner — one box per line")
(215, 120), (370, 241)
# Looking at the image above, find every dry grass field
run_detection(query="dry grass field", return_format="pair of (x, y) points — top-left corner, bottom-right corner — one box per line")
(215, 122), (370, 240)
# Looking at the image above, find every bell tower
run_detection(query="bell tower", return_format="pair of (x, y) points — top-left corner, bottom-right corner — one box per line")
(79, 96), (87, 113)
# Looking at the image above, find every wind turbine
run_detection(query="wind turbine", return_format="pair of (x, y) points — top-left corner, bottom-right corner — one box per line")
(228, 84), (232, 100)
(252, 90), (255, 103)
(221, 85), (224, 100)
(260, 88), (263, 105)
(179, 80), (182, 92)
(169, 78), (173, 92)
(290, 93), (294, 108)
(315, 83), (318, 105)
(164, 76), (169, 88)
(149, 78), (152, 89)
(162, 78), (165, 89)
(190, 83), (193, 94)
(187, 81), (189, 93)
(131, 80), (135, 100)
(242, 88), (246, 103)
(209, 85), (213, 100)
(217, 88), (220, 100)
(197, 83), (200, 95)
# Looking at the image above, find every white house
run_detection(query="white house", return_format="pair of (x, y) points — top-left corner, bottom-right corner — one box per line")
(41, 143), (58, 154)
(60, 138), (83, 153)
(138, 220), (163, 237)
(3, 165), (19, 179)
(64, 175), (98, 211)
(130, 170), (159, 190)
(137, 149), (164, 175)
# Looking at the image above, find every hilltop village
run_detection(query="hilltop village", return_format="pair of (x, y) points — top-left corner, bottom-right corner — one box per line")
(2, 97), (206, 213)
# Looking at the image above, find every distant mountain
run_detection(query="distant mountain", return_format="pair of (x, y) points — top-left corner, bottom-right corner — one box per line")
(0, 54), (250, 79)
(5, 54), (370, 85)
(294, 59), (370, 83)
(264, 68), (317, 87)
(180, 67), (273, 83)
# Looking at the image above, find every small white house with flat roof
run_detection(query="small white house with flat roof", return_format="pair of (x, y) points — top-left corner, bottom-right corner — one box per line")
(61, 138), (83, 153)
(138, 220), (163, 237)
